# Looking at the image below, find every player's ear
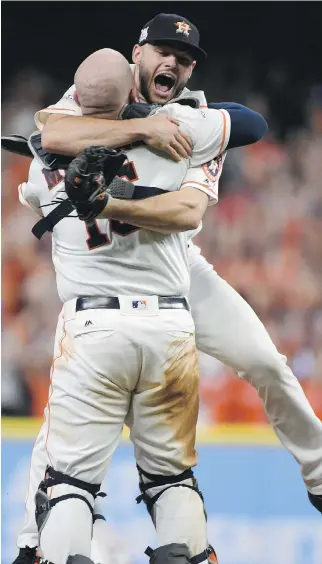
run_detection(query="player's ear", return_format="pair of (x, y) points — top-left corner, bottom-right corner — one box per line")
(189, 61), (197, 78)
(132, 44), (142, 64)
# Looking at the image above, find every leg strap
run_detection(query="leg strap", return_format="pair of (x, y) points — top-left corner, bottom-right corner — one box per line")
(136, 466), (204, 516)
(93, 513), (106, 523)
(39, 466), (101, 497)
(36, 466), (101, 532)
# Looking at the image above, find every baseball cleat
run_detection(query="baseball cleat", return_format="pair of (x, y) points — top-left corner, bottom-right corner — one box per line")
(12, 546), (37, 564)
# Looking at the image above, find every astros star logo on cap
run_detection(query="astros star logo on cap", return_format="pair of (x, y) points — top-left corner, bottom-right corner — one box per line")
(175, 21), (191, 37)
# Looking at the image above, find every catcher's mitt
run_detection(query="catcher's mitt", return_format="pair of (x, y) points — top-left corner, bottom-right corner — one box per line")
(64, 146), (126, 222)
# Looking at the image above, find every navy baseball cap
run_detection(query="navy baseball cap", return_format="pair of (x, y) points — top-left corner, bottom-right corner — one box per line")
(138, 13), (207, 62)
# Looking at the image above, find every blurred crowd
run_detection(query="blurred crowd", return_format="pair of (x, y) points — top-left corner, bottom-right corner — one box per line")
(2, 70), (322, 422)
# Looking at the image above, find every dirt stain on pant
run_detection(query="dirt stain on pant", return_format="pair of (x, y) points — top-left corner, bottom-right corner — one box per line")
(146, 334), (200, 468)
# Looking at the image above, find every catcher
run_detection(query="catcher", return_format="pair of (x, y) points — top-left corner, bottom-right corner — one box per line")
(14, 49), (227, 564)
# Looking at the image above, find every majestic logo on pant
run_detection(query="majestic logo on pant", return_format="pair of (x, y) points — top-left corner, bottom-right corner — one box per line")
(132, 300), (147, 309)
(85, 320), (93, 326)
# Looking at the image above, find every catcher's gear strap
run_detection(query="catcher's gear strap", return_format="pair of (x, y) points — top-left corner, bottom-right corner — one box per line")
(32, 182), (170, 240)
(40, 465), (100, 496)
(35, 466), (101, 533)
(120, 102), (161, 120)
(136, 466), (204, 516)
(144, 544), (217, 564)
(29, 131), (74, 170)
(1, 134), (33, 158)
(93, 490), (108, 523)
(1, 132), (74, 170)
(93, 513), (106, 522)
(32, 198), (74, 239)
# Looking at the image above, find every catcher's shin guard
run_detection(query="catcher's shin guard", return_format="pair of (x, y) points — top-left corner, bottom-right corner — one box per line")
(35, 466), (100, 535)
(145, 544), (190, 564)
(35, 466), (101, 563)
(66, 556), (95, 564)
(144, 544), (218, 564)
(137, 466), (209, 561)
(136, 466), (205, 517)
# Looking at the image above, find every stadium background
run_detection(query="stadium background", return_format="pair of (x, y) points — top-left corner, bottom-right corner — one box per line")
(1, 2), (322, 563)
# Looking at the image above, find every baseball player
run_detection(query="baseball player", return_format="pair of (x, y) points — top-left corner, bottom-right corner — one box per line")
(14, 49), (228, 564)
(11, 13), (322, 564)
(35, 12), (322, 517)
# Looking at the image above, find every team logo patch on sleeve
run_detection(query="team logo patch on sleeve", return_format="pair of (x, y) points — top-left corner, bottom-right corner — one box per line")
(202, 155), (223, 182)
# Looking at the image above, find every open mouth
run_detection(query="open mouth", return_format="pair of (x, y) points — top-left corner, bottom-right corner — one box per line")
(154, 73), (176, 98)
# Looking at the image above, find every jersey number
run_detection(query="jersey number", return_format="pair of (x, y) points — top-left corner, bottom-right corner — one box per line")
(85, 220), (110, 250)
(85, 161), (139, 250)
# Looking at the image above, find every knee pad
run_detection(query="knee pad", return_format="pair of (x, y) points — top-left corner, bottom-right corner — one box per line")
(66, 556), (95, 564)
(35, 466), (101, 535)
(146, 544), (190, 564)
(144, 543), (218, 564)
(136, 466), (205, 518)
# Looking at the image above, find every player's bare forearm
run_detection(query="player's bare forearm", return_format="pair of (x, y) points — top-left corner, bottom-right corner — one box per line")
(98, 187), (209, 233)
(41, 114), (146, 156)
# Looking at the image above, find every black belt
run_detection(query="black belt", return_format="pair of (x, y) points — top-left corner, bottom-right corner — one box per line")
(76, 296), (189, 312)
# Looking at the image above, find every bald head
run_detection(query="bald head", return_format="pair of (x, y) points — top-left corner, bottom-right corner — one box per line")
(74, 48), (134, 118)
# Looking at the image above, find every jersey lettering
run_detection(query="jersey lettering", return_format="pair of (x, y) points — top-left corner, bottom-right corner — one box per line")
(42, 169), (65, 190)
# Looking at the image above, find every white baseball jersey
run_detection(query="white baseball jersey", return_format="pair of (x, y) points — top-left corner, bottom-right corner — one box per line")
(27, 92), (230, 302)
(34, 85), (228, 232)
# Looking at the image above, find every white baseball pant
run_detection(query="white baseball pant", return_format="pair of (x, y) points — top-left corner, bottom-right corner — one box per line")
(188, 245), (322, 495)
(19, 312), (127, 564)
(33, 296), (207, 564)
(19, 417), (130, 564)
(17, 249), (322, 557)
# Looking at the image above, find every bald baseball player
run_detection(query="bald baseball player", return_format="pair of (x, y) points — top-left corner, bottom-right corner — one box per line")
(33, 13), (322, 520)
(75, 49), (134, 116)
(14, 48), (227, 564)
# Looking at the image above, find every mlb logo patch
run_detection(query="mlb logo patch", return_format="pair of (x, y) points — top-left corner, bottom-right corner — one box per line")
(132, 300), (147, 309)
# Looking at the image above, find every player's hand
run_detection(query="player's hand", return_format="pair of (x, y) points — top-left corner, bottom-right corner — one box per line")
(142, 114), (193, 162)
